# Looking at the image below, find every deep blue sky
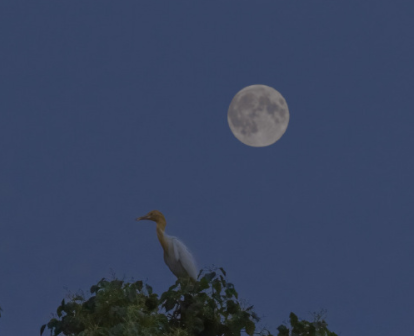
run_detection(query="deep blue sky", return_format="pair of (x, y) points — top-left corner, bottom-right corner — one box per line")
(1, 1), (413, 335)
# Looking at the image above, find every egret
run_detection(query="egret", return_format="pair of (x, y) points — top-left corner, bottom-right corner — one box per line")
(136, 210), (198, 280)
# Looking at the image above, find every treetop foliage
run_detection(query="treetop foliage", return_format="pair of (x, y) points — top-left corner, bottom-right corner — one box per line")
(40, 268), (337, 336)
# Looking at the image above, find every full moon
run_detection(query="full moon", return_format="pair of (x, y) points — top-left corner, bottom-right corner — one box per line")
(227, 85), (290, 147)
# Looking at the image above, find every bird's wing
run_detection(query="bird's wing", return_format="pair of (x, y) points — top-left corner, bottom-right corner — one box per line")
(170, 237), (198, 280)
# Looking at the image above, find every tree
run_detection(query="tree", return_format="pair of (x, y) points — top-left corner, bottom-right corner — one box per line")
(276, 312), (338, 336)
(41, 269), (337, 336)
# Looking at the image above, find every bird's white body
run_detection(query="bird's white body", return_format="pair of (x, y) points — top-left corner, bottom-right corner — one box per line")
(163, 234), (198, 280)
(136, 210), (198, 280)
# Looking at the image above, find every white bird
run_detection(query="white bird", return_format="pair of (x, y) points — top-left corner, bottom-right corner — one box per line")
(136, 210), (198, 280)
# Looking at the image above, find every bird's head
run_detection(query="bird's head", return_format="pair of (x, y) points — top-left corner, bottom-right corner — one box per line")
(136, 210), (166, 225)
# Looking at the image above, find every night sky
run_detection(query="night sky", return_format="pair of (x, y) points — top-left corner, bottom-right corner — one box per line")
(1, 1), (413, 335)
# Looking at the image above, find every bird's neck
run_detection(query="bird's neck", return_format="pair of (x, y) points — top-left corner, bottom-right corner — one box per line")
(156, 220), (168, 252)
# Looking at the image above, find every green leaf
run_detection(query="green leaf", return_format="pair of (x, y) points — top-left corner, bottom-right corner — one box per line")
(57, 305), (63, 317)
(40, 269), (338, 336)
(327, 331), (339, 336)
(112, 279), (124, 289)
(195, 292), (208, 303)
(47, 318), (60, 329)
(245, 319), (255, 336)
(219, 267), (227, 276)
(198, 277), (210, 290)
(212, 279), (222, 294)
(168, 282), (179, 291)
(225, 287), (238, 299)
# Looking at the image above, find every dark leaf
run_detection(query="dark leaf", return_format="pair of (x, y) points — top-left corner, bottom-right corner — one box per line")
(277, 325), (289, 336)
(204, 272), (216, 282)
(134, 280), (143, 291)
(307, 323), (316, 335)
(145, 284), (153, 294)
(145, 295), (158, 310)
(63, 302), (77, 314)
(192, 317), (205, 333)
(226, 300), (238, 314)
(82, 297), (96, 312)
(125, 286), (137, 302)
(164, 298), (176, 312)
(112, 279), (124, 289)
(289, 312), (299, 326)
(96, 278), (108, 289)
(160, 291), (169, 302)
(47, 318), (59, 329)
(39, 269), (338, 336)
(197, 269), (203, 279)
(251, 311), (259, 322)
(90, 285), (100, 294)
(61, 315), (84, 334)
